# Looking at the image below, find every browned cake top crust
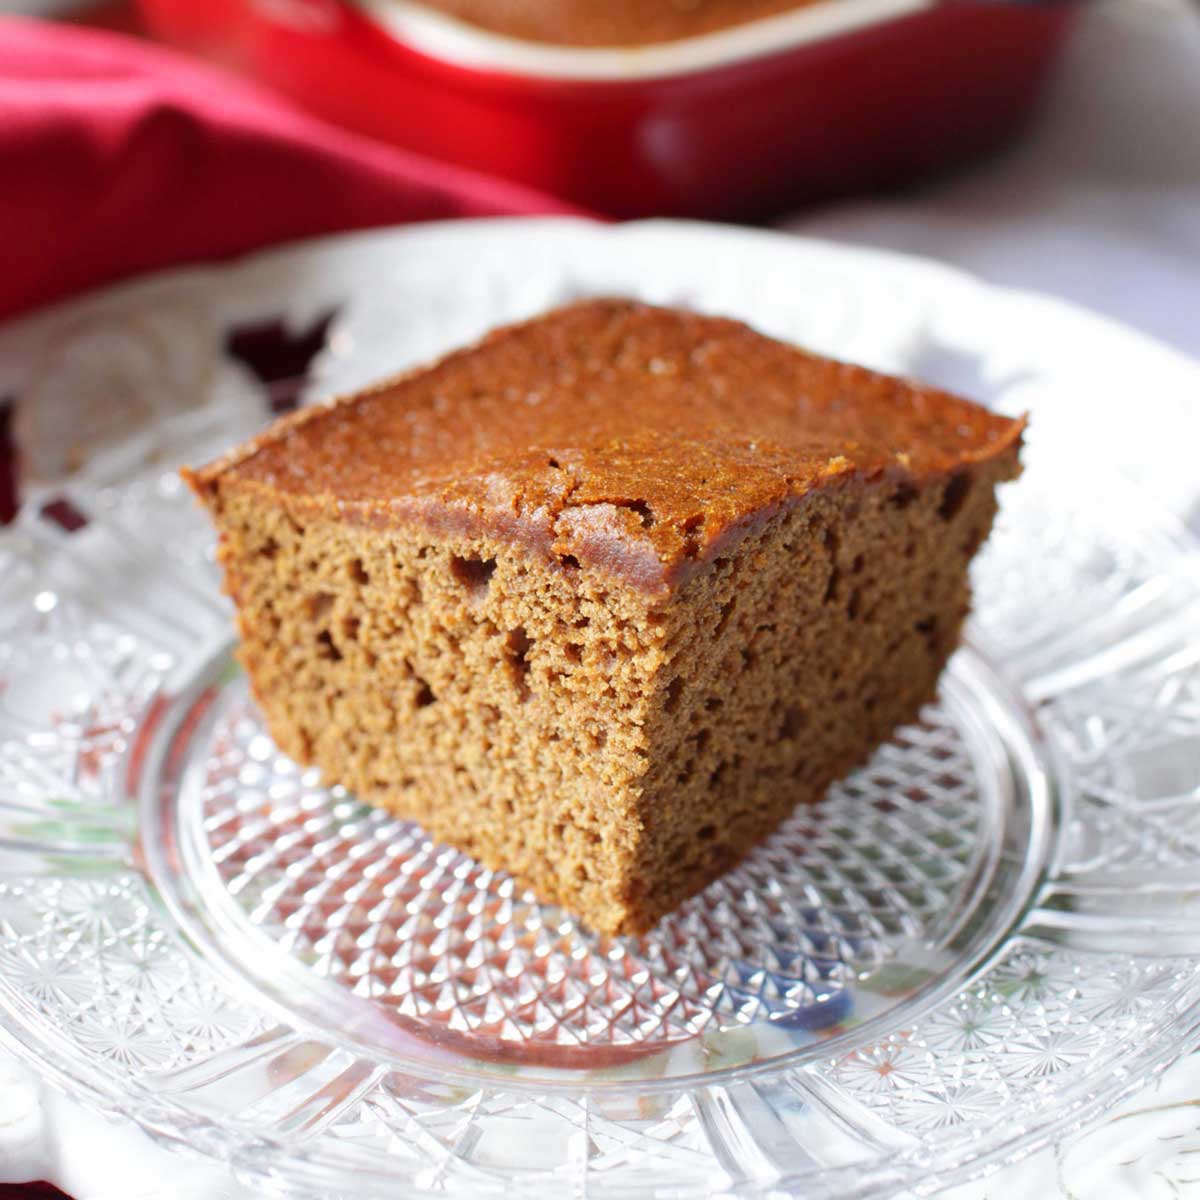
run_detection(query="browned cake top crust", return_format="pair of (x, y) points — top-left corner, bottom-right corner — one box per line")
(189, 299), (1024, 595)
(411, 0), (817, 47)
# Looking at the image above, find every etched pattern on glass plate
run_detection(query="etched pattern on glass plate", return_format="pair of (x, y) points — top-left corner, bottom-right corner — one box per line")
(0, 222), (1197, 1199)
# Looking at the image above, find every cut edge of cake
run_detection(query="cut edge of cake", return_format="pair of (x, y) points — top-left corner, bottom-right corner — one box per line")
(185, 299), (1024, 935)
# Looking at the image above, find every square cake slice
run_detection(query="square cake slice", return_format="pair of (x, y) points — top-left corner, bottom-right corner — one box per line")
(185, 299), (1024, 936)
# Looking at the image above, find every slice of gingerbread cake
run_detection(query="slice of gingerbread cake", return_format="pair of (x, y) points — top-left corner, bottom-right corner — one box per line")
(184, 299), (1024, 936)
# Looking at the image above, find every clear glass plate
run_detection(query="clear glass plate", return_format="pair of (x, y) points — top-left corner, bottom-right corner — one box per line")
(0, 220), (1198, 1199)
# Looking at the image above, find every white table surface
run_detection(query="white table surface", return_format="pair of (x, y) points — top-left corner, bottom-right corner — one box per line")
(2, 1), (1199, 1196)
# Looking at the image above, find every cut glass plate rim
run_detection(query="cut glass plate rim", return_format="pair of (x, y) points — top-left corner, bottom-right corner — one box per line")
(0, 217), (1198, 1199)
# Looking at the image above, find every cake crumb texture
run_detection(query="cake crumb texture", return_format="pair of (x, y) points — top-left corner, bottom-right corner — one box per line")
(187, 299), (1023, 935)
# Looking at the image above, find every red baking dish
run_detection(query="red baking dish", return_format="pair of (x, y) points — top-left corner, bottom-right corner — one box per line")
(138, 0), (1078, 219)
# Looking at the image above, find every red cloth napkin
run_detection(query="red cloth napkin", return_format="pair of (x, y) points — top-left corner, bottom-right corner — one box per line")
(0, 17), (581, 322)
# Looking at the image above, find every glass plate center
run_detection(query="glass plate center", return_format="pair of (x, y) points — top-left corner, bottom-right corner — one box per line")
(140, 642), (1052, 1082)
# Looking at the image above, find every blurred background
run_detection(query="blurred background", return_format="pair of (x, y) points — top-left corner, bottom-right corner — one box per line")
(3, 0), (1198, 355)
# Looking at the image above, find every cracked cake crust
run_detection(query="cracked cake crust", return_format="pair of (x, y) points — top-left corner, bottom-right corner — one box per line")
(190, 299), (1023, 595)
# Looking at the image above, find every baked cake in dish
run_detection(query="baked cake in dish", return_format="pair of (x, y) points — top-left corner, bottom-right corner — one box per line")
(184, 299), (1024, 935)
(410, 0), (819, 47)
